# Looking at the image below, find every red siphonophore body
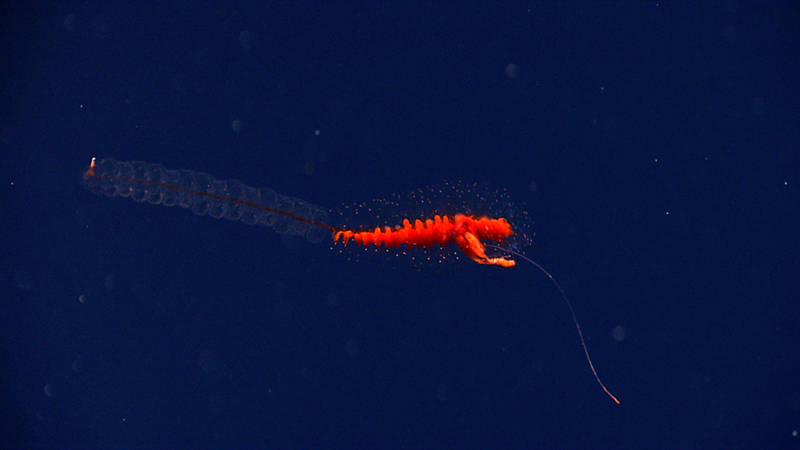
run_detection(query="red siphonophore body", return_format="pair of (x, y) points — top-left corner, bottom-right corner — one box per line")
(82, 156), (620, 404)
(334, 214), (516, 268)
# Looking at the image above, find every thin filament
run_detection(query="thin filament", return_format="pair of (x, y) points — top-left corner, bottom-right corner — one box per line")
(486, 244), (621, 405)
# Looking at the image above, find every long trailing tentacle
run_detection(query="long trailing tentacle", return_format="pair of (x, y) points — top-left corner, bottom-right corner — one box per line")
(486, 244), (621, 405)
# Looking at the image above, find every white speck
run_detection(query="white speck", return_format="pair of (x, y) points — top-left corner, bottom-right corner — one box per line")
(784, 181), (788, 186)
(314, 129), (320, 136)
(654, 158), (659, 163)
(505, 63), (520, 79)
(665, 210), (670, 215)
(612, 325), (626, 342)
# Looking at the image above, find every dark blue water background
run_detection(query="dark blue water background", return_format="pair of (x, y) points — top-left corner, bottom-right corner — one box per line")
(4, 2), (798, 448)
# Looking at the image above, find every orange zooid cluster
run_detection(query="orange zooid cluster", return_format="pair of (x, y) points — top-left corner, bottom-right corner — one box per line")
(333, 214), (515, 267)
